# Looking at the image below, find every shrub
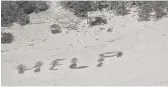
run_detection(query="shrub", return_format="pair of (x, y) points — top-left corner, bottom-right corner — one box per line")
(61, 1), (168, 21)
(152, 1), (168, 20)
(1, 1), (19, 27)
(1, 1), (49, 27)
(137, 1), (168, 21)
(35, 1), (50, 12)
(137, 2), (153, 21)
(16, 8), (30, 25)
(96, 1), (109, 10)
(16, 1), (35, 14)
(50, 24), (62, 34)
(138, 9), (152, 21)
(154, 8), (167, 19)
(1, 32), (14, 44)
(89, 17), (107, 26)
(61, 1), (94, 18)
(110, 1), (130, 16)
(61, 1), (131, 17)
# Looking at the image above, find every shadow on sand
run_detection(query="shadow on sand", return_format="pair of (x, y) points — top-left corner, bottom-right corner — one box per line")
(57, 64), (63, 66)
(56, 59), (65, 61)
(71, 66), (89, 69)
(50, 68), (59, 70)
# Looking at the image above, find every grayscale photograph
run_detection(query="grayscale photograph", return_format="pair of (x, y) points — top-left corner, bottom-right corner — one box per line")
(1, 1), (168, 86)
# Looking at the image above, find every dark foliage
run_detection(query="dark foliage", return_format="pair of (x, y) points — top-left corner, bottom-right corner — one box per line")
(108, 1), (130, 16)
(1, 32), (14, 44)
(16, 8), (30, 25)
(152, 1), (168, 19)
(1, 1), (19, 27)
(61, 1), (168, 21)
(50, 24), (62, 34)
(137, 1), (168, 21)
(90, 17), (107, 26)
(61, 1), (95, 18)
(137, 2), (153, 21)
(1, 1), (49, 27)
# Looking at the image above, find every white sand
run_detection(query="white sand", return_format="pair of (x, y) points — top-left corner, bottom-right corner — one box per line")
(1, 2), (168, 86)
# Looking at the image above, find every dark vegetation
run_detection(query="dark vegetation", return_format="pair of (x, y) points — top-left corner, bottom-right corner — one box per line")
(1, 1), (49, 27)
(61, 1), (95, 18)
(1, 32), (14, 44)
(50, 24), (62, 34)
(89, 17), (107, 26)
(2, 1), (168, 27)
(61, 1), (168, 21)
(1, 1), (49, 44)
(1, 1), (168, 44)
